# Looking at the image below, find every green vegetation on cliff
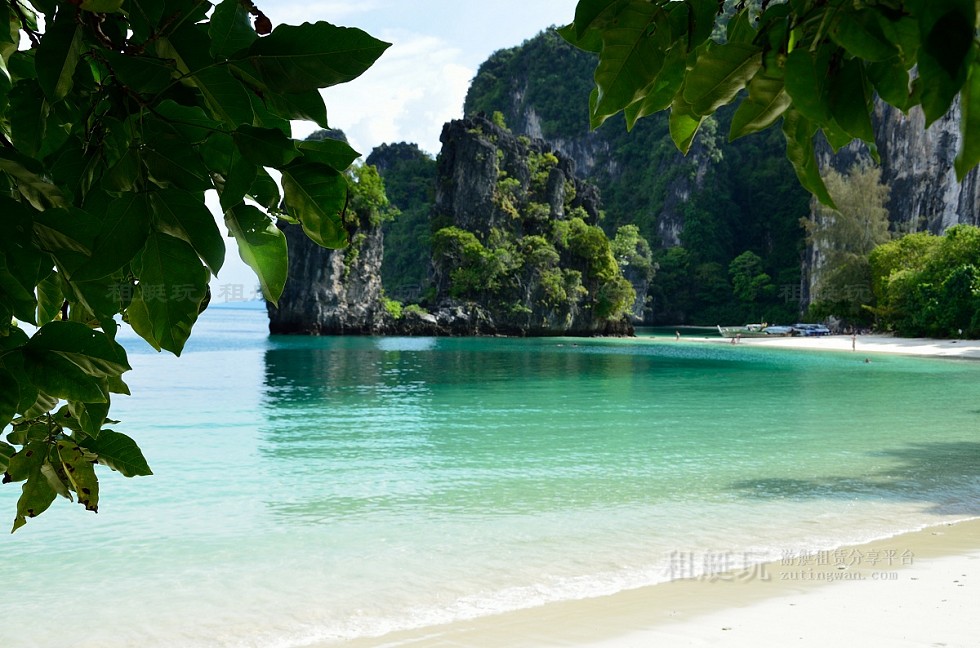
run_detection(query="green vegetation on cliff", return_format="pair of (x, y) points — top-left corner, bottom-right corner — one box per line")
(431, 120), (639, 327)
(366, 143), (437, 301)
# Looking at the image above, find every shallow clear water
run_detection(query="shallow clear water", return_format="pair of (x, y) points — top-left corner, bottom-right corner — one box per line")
(2, 307), (978, 647)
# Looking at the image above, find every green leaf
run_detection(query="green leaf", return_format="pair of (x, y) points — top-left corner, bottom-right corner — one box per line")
(128, 232), (210, 355)
(57, 440), (99, 511)
(233, 125), (301, 167)
(829, 59), (874, 144)
(40, 460), (71, 499)
(224, 204), (288, 304)
(7, 81), (47, 158)
(0, 206), (46, 324)
(154, 101), (223, 144)
(917, 1), (975, 126)
(99, 116), (133, 168)
(12, 458), (57, 532)
(782, 110), (834, 208)
(193, 65), (258, 127)
(4, 439), (46, 483)
(102, 51), (175, 95)
(783, 47), (832, 124)
(246, 21), (391, 93)
(623, 45), (686, 130)
(26, 321), (130, 377)
(281, 161), (348, 248)
(32, 205), (97, 258)
(829, 10), (897, 62)
(683, 42), (762, 116)
(71, 193), (151, 281)
(0, 441), (14, 474)
(0, 349), (40, 414)
(149, 189), (225, 275)
(684, 0), (717, 51)
(24, 349), (108, 402)
(572, 0), (626, 40)
(209, 0), (256, 59)
(218, 148), (257, 212)
(158, 30), (255, 126)
(867, 58), (913, 111)
(0, 369), (19, 430)
(263, 90), (330, 129)
(248, 168), (281, 210)
(668, 93), (702, 154)
(591, 2), (667, 119)
(0, 149), (69, 210)
(730, 74), (792, 140)
(23, 390), (59, 420)
(80, 429), (152, 477)
(955, 52), (980, 180)
(36, 271), (65, 325)
(69, 399), (110, 438)
(143, 133), (212, 191)
(34, 7), (82, 101)
(67, 275), (132, 323)
(106, 374), (130, 396)
(296, 138), (360, 171)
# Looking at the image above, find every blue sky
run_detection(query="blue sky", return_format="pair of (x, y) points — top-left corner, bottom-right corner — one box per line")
(213, 0), (582, 298)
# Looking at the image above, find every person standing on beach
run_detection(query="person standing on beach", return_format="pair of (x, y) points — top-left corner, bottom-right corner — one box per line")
(852, 333), (856, 351)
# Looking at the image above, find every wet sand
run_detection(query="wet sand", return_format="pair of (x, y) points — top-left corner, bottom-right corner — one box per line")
(340, 519), (979, 647)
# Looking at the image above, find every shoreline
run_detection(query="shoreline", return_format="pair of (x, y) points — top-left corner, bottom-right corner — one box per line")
(339, 518), (980, 647)
(666, 333), (980, 360)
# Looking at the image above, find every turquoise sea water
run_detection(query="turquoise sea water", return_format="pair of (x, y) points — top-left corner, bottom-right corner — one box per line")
(2, 307), (979, 647)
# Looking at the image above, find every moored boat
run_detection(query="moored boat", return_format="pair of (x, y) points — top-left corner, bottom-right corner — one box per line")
(717, 324), (770, 338)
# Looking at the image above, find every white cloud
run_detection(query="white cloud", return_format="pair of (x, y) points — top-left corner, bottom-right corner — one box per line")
(299, 32), (473, 157)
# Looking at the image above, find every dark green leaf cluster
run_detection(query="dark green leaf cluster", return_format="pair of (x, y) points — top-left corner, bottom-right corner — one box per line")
(563, 0), (980, 205)
(869, 225), (980, 337)
(0, 0), (387, 530)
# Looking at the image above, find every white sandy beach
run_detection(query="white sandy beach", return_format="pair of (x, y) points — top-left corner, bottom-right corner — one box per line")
(695, 333), (980, 360)
(335, 337), (980, 648)
(342, 519), (979, 647)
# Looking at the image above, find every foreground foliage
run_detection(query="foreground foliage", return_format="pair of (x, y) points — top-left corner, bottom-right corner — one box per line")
(0, 0), (387, 530)
(562, 0), (980, 205)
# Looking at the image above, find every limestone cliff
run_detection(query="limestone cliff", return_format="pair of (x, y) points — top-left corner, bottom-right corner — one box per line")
(819, 102), (980, 233)
(428, 115), (634, 336)
(266, 216), (388, 335)
(804, 102), (980, 306)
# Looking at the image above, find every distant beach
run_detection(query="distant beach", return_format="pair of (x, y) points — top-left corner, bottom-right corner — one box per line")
(339, 518), (980, 647)
(674, 333), (980, 360)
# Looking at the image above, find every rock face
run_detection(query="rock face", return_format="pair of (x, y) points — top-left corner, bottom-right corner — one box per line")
(819, 101), (980, 233)
(804, 101), (980, 305)
(267, 216), (388, 335)
(427, 115), (634, 336)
